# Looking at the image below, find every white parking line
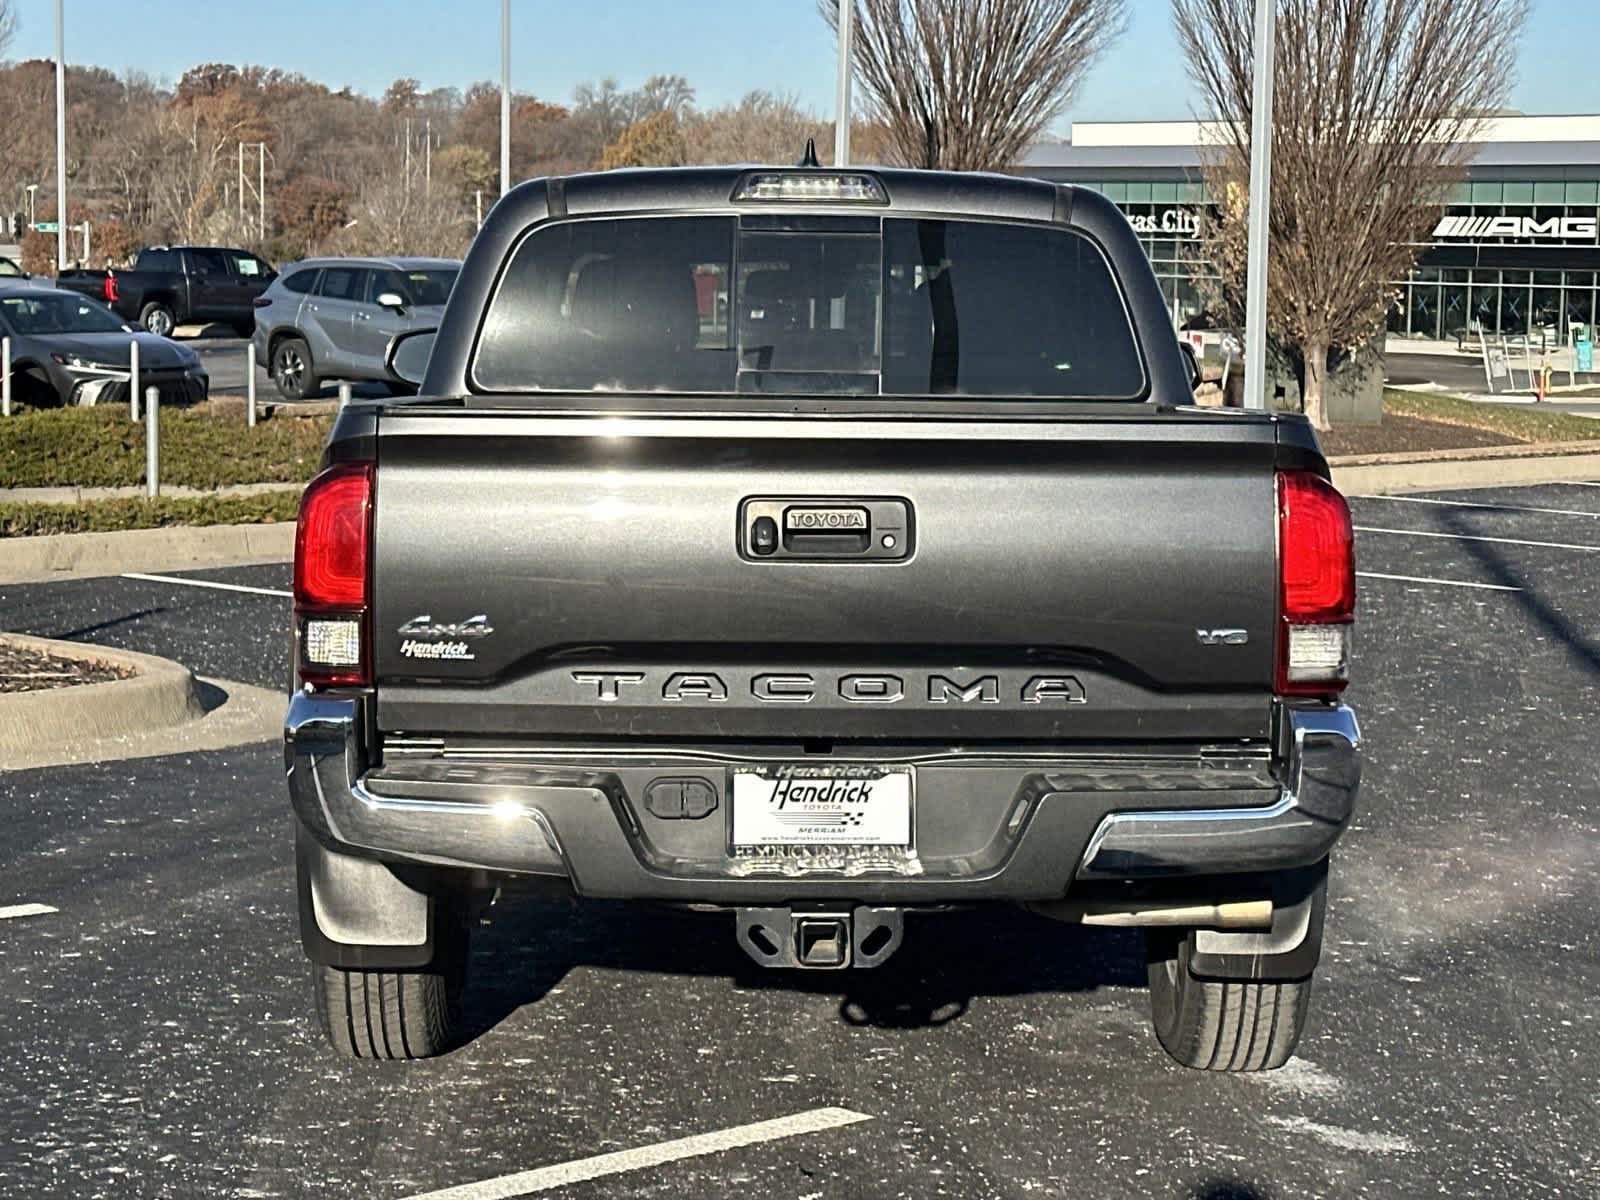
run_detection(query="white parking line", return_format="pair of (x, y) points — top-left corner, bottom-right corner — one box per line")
(1353, 526), (1600, 553)
(405, 1107), (872, 1200)
(121, 572), (291, 598)
(1357, 571), (1521, 593)
(1556, 481), (1600, 488)
(0, 903), (58, 921)
(1352, 494), (1600, 518)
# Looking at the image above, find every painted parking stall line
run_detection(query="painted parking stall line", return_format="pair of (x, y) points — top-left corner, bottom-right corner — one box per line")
(120, 572), (292, 598)
(1356, 571), (1522, 593)
(1352, 494), (1600, 519)
(1353, 526), (1600, 553)
(405, 1107), (872, 1200)
(0, 903), (58, 921)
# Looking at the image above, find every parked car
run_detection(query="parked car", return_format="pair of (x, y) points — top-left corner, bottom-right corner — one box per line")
(0, 255), (24, 277)
(251, 257), (460, 401)
(0, 286), (206, 407)
(285, 164), (1360, 1071)
(56, 245), (275, 338)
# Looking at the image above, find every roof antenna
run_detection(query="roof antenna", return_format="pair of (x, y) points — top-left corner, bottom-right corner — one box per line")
(797, 137), (821, 168)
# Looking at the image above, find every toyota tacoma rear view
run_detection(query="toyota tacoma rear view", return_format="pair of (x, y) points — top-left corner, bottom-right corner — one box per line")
(285, 161), (1360, 1070)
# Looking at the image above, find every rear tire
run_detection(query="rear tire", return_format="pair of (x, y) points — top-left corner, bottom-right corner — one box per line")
(272, 336), (318, 401)
(1145, 930), (1313, 1071)
(313, 957), (467, 1060)
(139, 301), (176, 338)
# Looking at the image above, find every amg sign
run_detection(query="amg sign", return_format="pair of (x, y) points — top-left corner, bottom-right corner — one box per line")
(1432, 215), (1600, 242)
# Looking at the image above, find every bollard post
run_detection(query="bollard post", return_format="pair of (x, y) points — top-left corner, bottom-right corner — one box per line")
(2, 336), (10, 417)
(145, 386), (160, 498)
(129, 338), (140, 421)
(246, 341), (257, 428)
(338, 382), (351, 410)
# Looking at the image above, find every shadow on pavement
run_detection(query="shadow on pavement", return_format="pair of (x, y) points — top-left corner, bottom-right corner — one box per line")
(460, 897), (1146, 1042)
(1189, 1182), (1271, 1200)
(1442, 510), (1600, 678)
(54, 606), (169, 641)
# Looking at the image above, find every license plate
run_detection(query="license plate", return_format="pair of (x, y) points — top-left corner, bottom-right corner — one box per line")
(731, 766), (912, 847)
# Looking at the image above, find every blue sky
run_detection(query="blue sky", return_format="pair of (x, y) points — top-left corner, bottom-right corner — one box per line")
(9, 0), (1598, 133)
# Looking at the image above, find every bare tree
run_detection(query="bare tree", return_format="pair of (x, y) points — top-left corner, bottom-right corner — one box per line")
(819, 0), (1124, 171)
(1175, 0), (1527, 429)
(684, 92), (829, 165)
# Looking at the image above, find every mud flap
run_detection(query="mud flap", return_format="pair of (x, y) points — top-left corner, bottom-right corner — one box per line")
(295, 821), (451, 970)
(1187, 859), (1329, 981)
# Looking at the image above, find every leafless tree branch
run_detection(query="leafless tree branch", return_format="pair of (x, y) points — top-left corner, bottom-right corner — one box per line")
(821, 0), (1126, 171)
(1174, 0), (1528, 428)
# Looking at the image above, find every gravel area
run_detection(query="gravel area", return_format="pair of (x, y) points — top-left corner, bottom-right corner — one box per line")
(0, 639), (132, 693)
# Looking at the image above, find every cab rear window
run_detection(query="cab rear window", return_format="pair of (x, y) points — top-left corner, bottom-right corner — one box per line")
(472, 215), (1145, 399)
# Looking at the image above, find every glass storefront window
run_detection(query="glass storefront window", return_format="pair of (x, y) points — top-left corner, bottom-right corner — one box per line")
(1503, 181), (1534, 204)
(1442, 269), (1469, 335)
(1564, 288), (1595, 332)
(1470, 285), (1498, 333)
(1471, 181), (1504, 205)
(1533, 181), (1566, 204)
(1565, 181), (1600, 206)
(1410, 284), (1441, 339)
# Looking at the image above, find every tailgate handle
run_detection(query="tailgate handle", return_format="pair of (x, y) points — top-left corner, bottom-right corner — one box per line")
(741, 498), (912, 561)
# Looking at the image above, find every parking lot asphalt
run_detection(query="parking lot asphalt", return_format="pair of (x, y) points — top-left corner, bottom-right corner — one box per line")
(3, 482), (1599, 1199)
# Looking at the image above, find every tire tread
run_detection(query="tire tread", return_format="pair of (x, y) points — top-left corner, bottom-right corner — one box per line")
(1148, 939), (1313, 1072)
(313, 961), (462, 1061)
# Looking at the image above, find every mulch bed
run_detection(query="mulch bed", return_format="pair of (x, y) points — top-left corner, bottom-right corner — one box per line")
(0, 640), (133, 694)
(1321, 414), (1520, 458)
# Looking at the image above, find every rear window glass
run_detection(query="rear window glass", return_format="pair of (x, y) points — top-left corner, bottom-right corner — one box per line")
(282, 268), (320, 295)
(319, 267), (366, 301)
(472, 215), (1144, 399)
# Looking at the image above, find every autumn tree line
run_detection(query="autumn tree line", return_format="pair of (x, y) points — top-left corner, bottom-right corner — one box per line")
(0, 0), (1535, 427)
(0, 61), (857, 273)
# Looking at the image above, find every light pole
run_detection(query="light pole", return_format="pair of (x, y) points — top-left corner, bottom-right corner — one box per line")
(834, 0), (853, 166)
(55, 0), (67, 270)
(499, 0), (511, 197)
(1242, 0), (1276, 411)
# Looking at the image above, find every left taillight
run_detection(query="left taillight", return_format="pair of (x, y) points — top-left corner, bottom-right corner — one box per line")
(103, 273), (118, 303)
(1276, 469), (1355, 698)
(293, 462), (373, 687)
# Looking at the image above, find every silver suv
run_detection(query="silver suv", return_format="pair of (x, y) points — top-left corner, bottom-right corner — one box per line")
(252, 256), (459, 400)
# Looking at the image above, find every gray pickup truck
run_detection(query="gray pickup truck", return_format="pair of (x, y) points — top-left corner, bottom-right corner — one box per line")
(285, 161), (1360, 1071)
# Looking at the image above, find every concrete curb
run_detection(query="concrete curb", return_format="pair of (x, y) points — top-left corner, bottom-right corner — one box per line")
(0, 633), (202, 765)
(1331, 449), (1600, 495)
(2, 481), (302, 505)
(0, 632), (284, 770)
(0, 521), (295, 584)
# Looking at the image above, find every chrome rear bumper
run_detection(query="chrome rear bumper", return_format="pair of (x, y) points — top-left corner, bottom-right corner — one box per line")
(1073, 705), (1360, 879)
(285, 694), (1359, 898)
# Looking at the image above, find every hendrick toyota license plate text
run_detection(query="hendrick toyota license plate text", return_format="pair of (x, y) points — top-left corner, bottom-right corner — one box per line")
(731, 766), (912, 847)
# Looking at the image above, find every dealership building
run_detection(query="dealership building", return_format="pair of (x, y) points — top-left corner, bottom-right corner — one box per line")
(1021, 114), (1600, 343)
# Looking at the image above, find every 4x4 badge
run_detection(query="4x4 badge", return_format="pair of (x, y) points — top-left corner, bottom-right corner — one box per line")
(398, 614), (494, 638)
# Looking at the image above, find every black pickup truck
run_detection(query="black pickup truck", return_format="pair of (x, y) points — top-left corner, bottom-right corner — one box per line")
(285, 162), (1360, 1071)
(56, 245), (275, 337)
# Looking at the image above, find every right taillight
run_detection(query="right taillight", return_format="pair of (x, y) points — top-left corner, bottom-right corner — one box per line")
(1276, 470), (1354, 697)
(293, 462), (373, 687)
(103, 273), (118, 303)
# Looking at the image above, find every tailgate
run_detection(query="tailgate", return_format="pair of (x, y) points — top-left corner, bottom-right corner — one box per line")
(371, 411), (1281, 743)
